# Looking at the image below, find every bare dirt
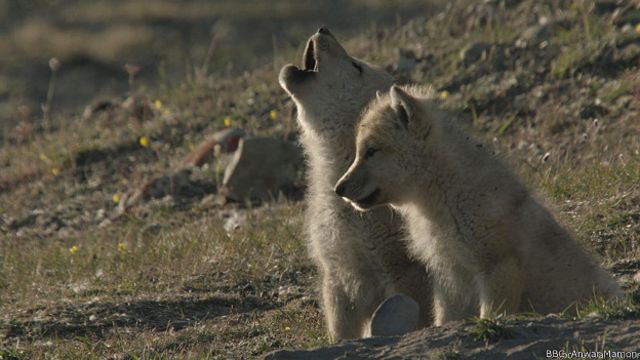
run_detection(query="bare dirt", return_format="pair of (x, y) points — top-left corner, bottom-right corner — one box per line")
(267, 317), (640, 359)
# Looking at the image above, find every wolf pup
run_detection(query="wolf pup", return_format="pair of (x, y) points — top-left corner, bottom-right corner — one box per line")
(336, 85), (622, 325)
(279, 30), (433, 339)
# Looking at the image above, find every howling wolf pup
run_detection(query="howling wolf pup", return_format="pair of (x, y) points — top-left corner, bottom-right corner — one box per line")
(335, 85), (622, 325)
(279, 30), (433, 340)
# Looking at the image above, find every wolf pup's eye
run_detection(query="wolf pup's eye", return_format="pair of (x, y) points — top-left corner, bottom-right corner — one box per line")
(352, 61), (363, 74)
(364, 147), (378, 159)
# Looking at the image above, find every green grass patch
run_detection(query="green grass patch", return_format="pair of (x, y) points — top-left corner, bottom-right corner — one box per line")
(559, 295), (640, 322)
(468, 315), (513, 343)
(550, 12), (616, 78)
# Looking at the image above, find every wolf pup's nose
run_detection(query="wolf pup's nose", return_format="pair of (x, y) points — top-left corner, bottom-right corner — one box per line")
(317, 27), (330, 35)
(334, 183), (346, 197)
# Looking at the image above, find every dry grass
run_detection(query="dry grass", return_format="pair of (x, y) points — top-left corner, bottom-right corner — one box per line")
(1, 203), (327, 358)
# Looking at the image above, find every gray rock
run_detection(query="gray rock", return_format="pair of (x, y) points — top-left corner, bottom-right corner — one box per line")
(370, 294), (420, 337)
(222, 137), (303, 201)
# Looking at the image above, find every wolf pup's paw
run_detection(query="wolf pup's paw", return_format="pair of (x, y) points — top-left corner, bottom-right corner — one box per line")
(370, 294), (420, 337)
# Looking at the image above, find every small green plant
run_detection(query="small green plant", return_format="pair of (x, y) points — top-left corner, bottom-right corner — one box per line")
(579, 297), (640, 320)
(0, 346), (30, 360)
(436, 341), (464, 360)
(558, 295), (640, 321)
(468, 315), (512, 343)
(600, 78), (633, 103)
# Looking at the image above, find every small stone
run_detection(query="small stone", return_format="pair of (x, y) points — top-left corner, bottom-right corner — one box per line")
(222, 137), (303, 202)
(96, 208), (107, 221)
(621, 24), (634, 33)
(98, 218), (112, 228)
(223, 211), (246, 233)
(584, 311), (601, 319)
(369, 294), (419, 337)
(70, 282), (88, 294)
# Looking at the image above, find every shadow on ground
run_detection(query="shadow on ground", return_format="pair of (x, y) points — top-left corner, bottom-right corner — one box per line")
(3, 293), (273, 340)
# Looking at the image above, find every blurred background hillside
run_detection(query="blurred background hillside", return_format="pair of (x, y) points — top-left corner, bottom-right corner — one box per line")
(0, 0), (440, 133)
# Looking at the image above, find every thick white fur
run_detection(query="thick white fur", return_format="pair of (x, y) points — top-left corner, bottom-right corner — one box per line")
(337, 84), (623, 325)
(278, 32), (433, 340)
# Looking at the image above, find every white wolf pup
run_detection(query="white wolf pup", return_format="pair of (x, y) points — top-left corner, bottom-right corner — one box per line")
(279, 30), (433, 340)
(335, 85), (622, 325)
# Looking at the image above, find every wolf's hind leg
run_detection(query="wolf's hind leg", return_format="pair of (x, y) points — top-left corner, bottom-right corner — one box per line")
(479, 258), (524, 318)
(433, 281), (476, 325)
(321, 272), (388, 341)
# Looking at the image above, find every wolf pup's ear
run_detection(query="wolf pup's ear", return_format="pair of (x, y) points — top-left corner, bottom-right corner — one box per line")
(390, 85), (414, 130)
(376, 90), (383, 101)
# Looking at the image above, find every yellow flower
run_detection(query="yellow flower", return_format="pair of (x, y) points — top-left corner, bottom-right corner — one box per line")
(69, 245), (79, 254)
(223, 117), (232, 127)
(51, 167), (60, 176)
(154, 100), (163, 109)
(439, 90), (449, 100)
(117, 242), (126, 252)
(112, 193), (121, 204)
(139, 136), (150, 148)
(269, 110), (278, 120)
(635, 23), (640, 34)
(284, 326), (291, 331)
